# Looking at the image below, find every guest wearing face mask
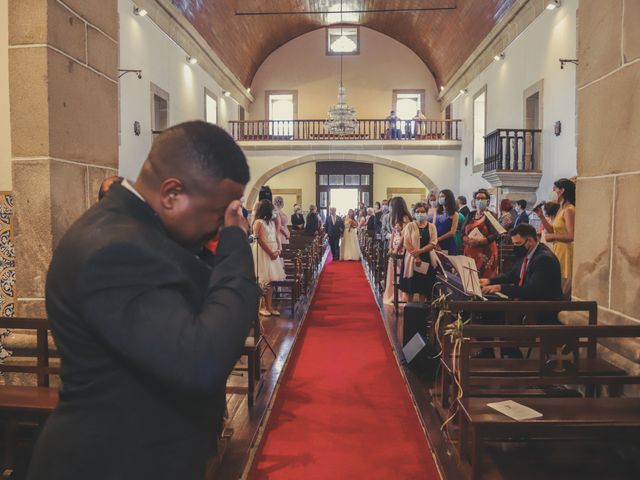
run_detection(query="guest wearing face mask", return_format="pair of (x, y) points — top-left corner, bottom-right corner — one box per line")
(534, 178), (575, 297)
(481, 224), (562, 304)
(461, 189), (500, 278)
(435, 189), (459, 255)
(400, 202), (438, 303)
(291, 204), (305, 231)
(427, 193), (439, 222)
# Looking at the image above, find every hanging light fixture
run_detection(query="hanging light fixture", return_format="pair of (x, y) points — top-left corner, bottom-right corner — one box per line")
(324, 1), (358, 136)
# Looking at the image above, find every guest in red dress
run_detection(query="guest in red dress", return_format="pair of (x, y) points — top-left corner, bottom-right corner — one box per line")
(461, 189), (500, 278)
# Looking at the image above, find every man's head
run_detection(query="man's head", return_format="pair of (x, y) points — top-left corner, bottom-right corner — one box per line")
(510, 224), (538, 257)
(457, 195), (467, 209)
(515, 199), (527, 212)
(98, 175), (123, 200)
(330, 207), (336, 216)
(134, 121), (249, 251)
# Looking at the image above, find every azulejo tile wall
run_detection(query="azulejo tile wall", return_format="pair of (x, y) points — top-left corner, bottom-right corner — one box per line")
(0, 193), (15, 318)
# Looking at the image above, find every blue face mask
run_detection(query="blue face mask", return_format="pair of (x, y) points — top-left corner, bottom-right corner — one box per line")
(414, 213), (428, 222)
(438, 197), (445, 206)
(477, 199), (489, 211)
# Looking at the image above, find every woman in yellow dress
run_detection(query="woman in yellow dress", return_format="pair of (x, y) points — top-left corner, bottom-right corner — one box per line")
(534, 178), (575, 297)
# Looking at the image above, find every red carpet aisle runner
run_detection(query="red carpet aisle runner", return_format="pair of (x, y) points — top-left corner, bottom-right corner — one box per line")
(249, 260), (440, 479)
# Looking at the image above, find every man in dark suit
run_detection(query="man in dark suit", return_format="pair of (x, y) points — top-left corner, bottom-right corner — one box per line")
(457, 195), (470, 218)
(324, 207), (344, 260)
(481, 223), (562, 303)
(514, 199), (530, 226)
(28, 122), (261, 480)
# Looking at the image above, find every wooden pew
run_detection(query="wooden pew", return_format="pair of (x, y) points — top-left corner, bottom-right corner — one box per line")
(0, 317), (59, 476)
(453, 324), (640, 479)
(436, 301), (606, 415)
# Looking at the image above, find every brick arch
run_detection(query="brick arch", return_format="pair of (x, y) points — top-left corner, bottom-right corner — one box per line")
(246, 153), (438, 207)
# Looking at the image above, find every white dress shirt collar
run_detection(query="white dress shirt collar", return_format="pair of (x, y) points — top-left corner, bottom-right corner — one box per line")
(121, 179), (145, 203)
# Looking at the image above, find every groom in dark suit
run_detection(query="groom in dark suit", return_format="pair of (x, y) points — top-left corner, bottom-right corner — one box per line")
(28, 122), (261, 480)
(324, 207), (345, 260)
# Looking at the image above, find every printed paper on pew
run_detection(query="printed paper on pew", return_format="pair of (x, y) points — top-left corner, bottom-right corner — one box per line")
(484, 211), (507, 235)
(487, 400), (543, 421)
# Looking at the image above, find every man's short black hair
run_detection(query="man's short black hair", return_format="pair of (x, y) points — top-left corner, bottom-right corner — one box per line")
(516, 199), (527, 210)
(510, 223), (537, 240)
(147, 121), (250, 187)
(457, 195), (467, 205)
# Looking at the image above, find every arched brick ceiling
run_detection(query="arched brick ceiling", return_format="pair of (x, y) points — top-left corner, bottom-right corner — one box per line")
(172, 0), (516, 88)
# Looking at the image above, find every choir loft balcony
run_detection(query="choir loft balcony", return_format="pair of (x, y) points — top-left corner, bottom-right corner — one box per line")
(229, 119), (462, 151)
(482, 128), (543, 201)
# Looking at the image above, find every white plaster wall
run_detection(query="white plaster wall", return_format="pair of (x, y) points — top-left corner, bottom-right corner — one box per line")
(373, 164), (430, 200)
(244, 148), (460, 201)
(0, 0), (11, 191)
(118, 0), (240, 180)
(250, 27), (440, 120)
(453, 0), (577, 203)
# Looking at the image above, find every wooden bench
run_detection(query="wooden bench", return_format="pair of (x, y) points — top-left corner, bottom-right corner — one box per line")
(0, 317), (59, 476)
(436, 301), (606, 414)
(453, 324), (640, 479)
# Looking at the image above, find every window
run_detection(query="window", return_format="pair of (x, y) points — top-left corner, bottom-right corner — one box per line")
(473, 87), (487, 172)
(205, 90), (217, 125)
(360, 174), (370, 186)
(345, 174), (360, 186)
(329, 174), (344, 186)
(266, 91), (297, 137)
(319, 174), (328, 186)
(150, 83), (169, 135)
(326, 26), (359, 55)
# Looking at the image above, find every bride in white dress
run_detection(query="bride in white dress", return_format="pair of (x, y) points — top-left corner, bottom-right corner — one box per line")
(340, 210), (361, 261)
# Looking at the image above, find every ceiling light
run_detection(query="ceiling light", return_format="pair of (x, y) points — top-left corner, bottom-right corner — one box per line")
(460, 88), (468, 95)
(494, 52), (505, 62)
(224, 91), (231, 97)
(546, 0), (560, 10)
(186, 56), (197, 65)
(133, 6), (147, 16)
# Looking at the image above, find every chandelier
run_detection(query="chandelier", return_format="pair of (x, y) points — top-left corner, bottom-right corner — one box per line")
(324, 2), (358, 136)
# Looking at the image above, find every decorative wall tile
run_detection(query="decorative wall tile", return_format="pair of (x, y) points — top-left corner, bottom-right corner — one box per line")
(0, 193), (15, 318)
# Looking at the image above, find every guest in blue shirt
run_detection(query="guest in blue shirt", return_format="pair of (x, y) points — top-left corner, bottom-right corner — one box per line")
(435, 189), (459, 255)
(514, 199), (530, 226)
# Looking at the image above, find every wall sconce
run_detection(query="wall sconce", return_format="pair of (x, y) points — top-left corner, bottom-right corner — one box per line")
(186, 56), (198, 65)
(440, 86), (444, 92)
(133, 6), (148, 16)
(224, 91), (231, 97)
(493, 52), (505, 62)
(559, 58), (578, 69)
(118, 69), (142, 79)
(133, 121), (141, 136)
(554, 121), (562, 136)
(460, 88), (468, 96)
(546, 0), (560, 10)
(247, 87), (251, 93)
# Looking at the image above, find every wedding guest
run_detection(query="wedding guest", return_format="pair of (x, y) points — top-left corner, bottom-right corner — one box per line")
(253, 199), (286, 316)
(461, 189), (500, 278)
(435, 189), (459, 255)
(534, 178), (575, 296)
(514, 199), (529, 226)
(400, 202), (438, 303)
(390, 196), (412, 228)
(366, 207), (376, 231)
(413, 110), (427, 139)
(291, 204), (305, 231)
(499, 198), (517, 230)
(538, 201), (560, 245)
(304, 205), (322, 234)
(457, 195), (470, 218)
(358, 208), (368, 229)
(383, 220), (408, 305)
(385, 110), (400, 139)
(427, 192), (438, 222)
(273, 196), (290, 246)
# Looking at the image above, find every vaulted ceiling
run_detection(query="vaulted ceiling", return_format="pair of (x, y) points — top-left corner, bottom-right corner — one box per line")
(171, 0), (516, 88)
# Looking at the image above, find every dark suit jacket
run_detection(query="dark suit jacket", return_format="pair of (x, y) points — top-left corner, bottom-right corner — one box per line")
(489, 242), (562, 301)
(324, 215), (344, 239)
(374, 211), (384, 234)
(514, 211), (530, 226)
(28, 185), (260, 480)
(366, 214), (377, 231)
(459, 205), (470, 218)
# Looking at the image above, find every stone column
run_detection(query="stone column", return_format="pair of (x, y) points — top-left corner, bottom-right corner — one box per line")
(572, 0), (640, 377)
(8, 0), (118, 317)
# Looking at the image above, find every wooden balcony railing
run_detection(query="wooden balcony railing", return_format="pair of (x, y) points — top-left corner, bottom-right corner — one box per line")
(484, 128), (542, 172)
(229, 119), (462, 141)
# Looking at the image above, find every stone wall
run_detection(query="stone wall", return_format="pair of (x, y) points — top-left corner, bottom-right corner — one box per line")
(8, 0), (119, 317)
(572, 0), (640, 382)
